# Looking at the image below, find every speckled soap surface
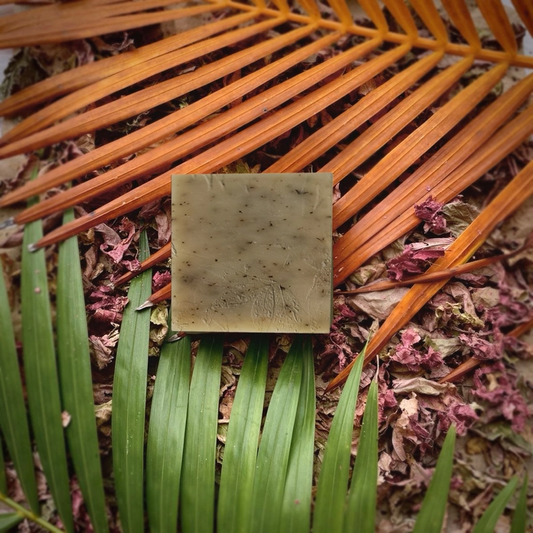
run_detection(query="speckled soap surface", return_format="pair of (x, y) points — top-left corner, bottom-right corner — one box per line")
(171, 173), (333, 333)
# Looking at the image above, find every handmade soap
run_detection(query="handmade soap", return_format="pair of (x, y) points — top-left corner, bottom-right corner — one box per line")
(171, 173), (333, 333)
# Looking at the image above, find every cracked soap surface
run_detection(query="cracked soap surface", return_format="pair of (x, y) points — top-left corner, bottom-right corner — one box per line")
(171, 173), (332, 333)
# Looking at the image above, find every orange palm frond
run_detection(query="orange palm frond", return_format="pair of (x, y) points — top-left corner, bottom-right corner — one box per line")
(326, 159), (533, 391)
(0, 0), (531, 387)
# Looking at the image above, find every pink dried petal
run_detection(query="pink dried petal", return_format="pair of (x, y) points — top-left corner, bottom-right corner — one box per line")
(387, 245), (445, 281)
(438, 401), (478, 436)
(459, 333), (502, 361)
(473, 363), (528, 431)
(391, 329), (443, 370)
(414, 196), (447, 234)
(120, 259), (142, 272)
(153, 270), (171, 291)
(96, 217), (137, 264)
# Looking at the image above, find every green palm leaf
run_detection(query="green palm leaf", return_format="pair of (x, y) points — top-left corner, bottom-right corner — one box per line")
(280, 336), (316, 533)
(112, 230), (152, 533)
(344, 379), (378, 533)
(146, 334), (191, 533)
(218, 334), (269, 533)
(21, 199), (74, 532)
(250, 336), (304, 533)
(413, 426), (456, 533)
(56, 207), (109, 533)
(0, 259), (38, 512)
(180, 334), (224, 533)
(510, 475), (528, 533)
(0, 512), (23, 532)
(473, 476), (519, 533)
(0, 442), (5, 494)
(313, 348), (365, 533)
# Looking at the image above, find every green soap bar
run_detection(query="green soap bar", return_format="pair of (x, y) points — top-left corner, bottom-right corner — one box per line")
(171, 173), (333, 333)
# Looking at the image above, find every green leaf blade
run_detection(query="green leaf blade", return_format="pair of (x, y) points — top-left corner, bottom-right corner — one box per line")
(146, 335), (191, 533)
(0, 263), (39, 512)
(250, 338), (303, 533)
(180, 334), (224, 533)
(0, 441), (6, 495)
(473, 476), (519, 533)
(112, 230), (152, 533)
(510, 475), (528, 533)
(344, 378), (378, 533)
(21, 217), (74, 532)
(413, 426), (456, 533)
(280, 335), (316, 533)
(0, 512), (23, 532)
(218, 334), (269, 533)
(313, 349), (365, 533)
(56, 208), (108, 533)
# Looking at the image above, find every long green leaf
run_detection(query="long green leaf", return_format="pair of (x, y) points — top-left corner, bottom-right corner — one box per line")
(21, 201), (74, 532)
(146, 334), (191, 533)
(510, 475), (528, 533)
(313, 347), (365, 533)
(0, 441), (5, 495)
(0, 264), (38, 512)
(0, 512), (23, 532)
(0, 491), (62, 533)
(344, 378), (378, 532)
(180, 334), (224, 533)
(56, 207), (108, 533)
(250, 337), (303, 533)
(218, 334), (269, 533)
(473, 476), (519, 533)
(112, 230), (152, 533)
(413, 426), (456, 532)
(280, 336), (316, 533)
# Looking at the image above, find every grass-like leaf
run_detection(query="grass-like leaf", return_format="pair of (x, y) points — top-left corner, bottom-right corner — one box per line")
(56, 207), (108, 533)
(0, 491), (70, 533)
(0, 260), (39, 512)
(146, 334), (191, 533)
(0, 441), (5, 494)
(510, 475), (528, 533)
(344, 378), (378, 532)
(180, 334), (224, 533)
(249, 336), (304, 533)
(0, 512), (23, 532)
(413, 426), (456, 533)
(21, 198), (74, 532)
(280, 336), (316, 533)
(313, 346), (365, 533)
(472, 476), (519, 533)
(112, 230), (152, 533)
(218, 334), (269, 533)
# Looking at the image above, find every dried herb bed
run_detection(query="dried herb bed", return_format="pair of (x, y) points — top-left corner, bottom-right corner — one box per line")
(0, 0), (532, 531)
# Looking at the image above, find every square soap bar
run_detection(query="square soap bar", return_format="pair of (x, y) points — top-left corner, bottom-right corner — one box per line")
(171, 173), (333, 333)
